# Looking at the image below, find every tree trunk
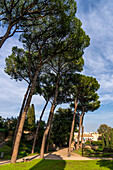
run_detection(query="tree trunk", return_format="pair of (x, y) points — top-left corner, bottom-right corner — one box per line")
(46, 104), (56, 153)
(68, 98), (78, 157)
(40, 79), (59, 159)
(46, 114), (53, 153)
(11, 68), (40, 163)
(46, 124), (51, 153)
(0, 25), (12, 48)
(76, 114), (82, 151)
(80, 112), (85, 148)
(31, 100), (49, 154)
(11, 84), (31, 154)
(80, 126), (84, 148)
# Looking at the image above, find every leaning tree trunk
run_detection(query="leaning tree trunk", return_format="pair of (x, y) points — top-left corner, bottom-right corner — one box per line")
(46, 114), (53, 153)
(46, 128), (51, 153)
(11, 68), (41, 163)
(31, 100), (49, 154)
(76, 114), (82, 151)
(68, 98), (78, 157)
(80, 126), (84, 148)
(40, 80), (59, 159)
(11, 84), (31, 154)
(46, 105), (56, 153)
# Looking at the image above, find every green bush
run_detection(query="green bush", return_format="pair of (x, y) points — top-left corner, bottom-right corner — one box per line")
(18, 151), (27, 158)
(0, 128), (6, 132)
(0, 145), (12, 159)
(85, 141), (90, 145)
(91, 141), (102, 146)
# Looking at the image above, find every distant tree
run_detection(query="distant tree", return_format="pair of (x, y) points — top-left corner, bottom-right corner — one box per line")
(102, 134), (105, 149)
(4, 117), (17, 132)
(35, 120), (46, 148)
(0, 116), (4, 128)
(110, 131), (113, 146)
(27, 104), (35, 131)
(105, 132), (109, 147)
(97, 124), (112, 136)
(51, 108), (79, 147)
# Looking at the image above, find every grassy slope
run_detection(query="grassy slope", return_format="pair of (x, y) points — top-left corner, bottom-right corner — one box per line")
(0, 159), (113, 170)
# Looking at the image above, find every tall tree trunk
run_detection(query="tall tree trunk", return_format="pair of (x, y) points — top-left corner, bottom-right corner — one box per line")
(11, 84), (31, 154)
(11, 67), (41, 163)
(46, 115), (53, 153)
(40, 80), (59, 159)
(76, 114), (82, 151)
(68, 98), (78, 157)
(46, 129), (51, 153)
(31, 100), (49, 154)
(80, 112), (85, 148)
(46, 105), (56, 153)
(80, 126), (84, 148)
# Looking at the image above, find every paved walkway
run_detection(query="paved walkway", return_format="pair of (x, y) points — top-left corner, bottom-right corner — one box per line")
(1, 147), (113, 165)
(44, 148), (91, 160)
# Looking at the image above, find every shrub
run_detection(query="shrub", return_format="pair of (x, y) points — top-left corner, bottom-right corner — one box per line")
(85, 141), (90, 145)
(91, 141), (102, 146)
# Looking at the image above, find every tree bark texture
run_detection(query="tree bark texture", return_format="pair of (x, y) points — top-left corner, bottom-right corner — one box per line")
(76, 114), (82, 151)
(80, 126), (84, 148)
(46, 113), (53, 153)
(68, 98), (78, 157)
(31, 100), (49, 154)
(11, 68), (40, 163)
(80, 112), (85, 148)
(46, 129), (51, 153)
(11, 84), (31, 154)
(40, 80), (59, 159)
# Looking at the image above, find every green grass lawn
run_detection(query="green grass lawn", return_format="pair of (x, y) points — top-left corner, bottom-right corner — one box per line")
(0, 159), (113, 170)
(73, 148), (113, 158)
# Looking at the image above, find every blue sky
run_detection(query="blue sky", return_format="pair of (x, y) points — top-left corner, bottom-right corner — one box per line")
(0, 0), (113, 132)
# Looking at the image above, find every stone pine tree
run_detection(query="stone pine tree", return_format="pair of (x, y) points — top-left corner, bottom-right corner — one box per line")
(67, 74), (100, 156)
(27, 104), (35, 131)
(76, 93), (100, 151)
(31, 74), (56, 154)
(45, 75), (80, 152)
(7, 1), (86, 163)
(32, 72), (72, 154)
(5, 47), (41, 154)
(39, 14), (90, 158)
(97, 124), (112, 136)
(0, 0), (70, 48)
(39, 31), (89, 158)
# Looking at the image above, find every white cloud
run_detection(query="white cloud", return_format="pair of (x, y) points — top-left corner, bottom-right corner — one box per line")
(77, 0), (113, 106)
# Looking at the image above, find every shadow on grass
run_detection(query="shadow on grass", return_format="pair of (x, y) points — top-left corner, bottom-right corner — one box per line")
(97, 160), (113, 170)
(29, 154), (66, 170)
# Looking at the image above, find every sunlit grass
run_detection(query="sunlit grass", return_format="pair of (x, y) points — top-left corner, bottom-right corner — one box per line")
(0, 159), (113, 170)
